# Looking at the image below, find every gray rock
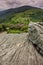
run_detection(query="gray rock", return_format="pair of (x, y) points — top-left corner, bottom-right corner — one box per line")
(28, 22), (43, 55)
(0, 22), (43, 65)
(0, 33), (43, 65)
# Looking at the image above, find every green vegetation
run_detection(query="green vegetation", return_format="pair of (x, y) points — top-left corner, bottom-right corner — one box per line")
(0, 8), (43, 33)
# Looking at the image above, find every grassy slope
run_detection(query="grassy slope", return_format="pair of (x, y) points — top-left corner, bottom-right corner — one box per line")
(0, 8), (43, 33)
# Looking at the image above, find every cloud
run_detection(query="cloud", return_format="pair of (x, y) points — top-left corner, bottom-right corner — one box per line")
(0, 0), (43, 10)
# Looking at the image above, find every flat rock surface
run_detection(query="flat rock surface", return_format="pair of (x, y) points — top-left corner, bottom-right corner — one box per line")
(0, 33), (43, 65)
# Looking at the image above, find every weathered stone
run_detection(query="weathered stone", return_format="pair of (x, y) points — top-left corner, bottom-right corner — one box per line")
(0, 22), (43, 65)
(28, 22), (43, 55)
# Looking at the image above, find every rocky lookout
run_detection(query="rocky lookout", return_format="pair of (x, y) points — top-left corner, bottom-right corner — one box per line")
(0, 22), (43, 65)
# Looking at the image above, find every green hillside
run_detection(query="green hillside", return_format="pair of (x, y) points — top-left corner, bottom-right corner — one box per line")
(0, 7), (43, 33)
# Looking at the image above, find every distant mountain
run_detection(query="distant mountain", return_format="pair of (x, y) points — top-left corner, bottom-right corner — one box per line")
(0, 5), (43, 33)
(0, 5), (43, 24)
(0, 6), (40, 18)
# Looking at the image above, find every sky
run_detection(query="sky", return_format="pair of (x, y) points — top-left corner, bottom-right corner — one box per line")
(0, 0), (43, 11)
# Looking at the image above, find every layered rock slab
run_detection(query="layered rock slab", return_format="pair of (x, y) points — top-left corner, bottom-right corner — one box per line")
(28, 22), (43, 55)
(0, 22), (43, 65)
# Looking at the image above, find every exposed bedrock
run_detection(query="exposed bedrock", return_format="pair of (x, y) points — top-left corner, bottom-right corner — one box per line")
(0, 22), (43, 65)
(28, 22), (43, 55)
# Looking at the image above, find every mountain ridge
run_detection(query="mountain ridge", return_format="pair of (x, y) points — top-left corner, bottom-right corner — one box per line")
(0, 5), (41, 18)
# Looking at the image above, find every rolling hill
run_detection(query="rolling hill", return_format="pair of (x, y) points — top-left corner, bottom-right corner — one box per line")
(0, 6), (43, 33)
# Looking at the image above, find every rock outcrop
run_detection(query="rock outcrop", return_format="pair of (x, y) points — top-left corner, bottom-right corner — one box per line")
(0, 22), (43, 65)
(28, 22), (43, 55)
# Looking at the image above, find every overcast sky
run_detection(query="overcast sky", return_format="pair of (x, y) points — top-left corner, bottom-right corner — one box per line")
(0, 0), (43, 11)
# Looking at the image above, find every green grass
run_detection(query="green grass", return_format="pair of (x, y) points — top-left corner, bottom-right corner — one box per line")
(7, 29), (28, 34)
